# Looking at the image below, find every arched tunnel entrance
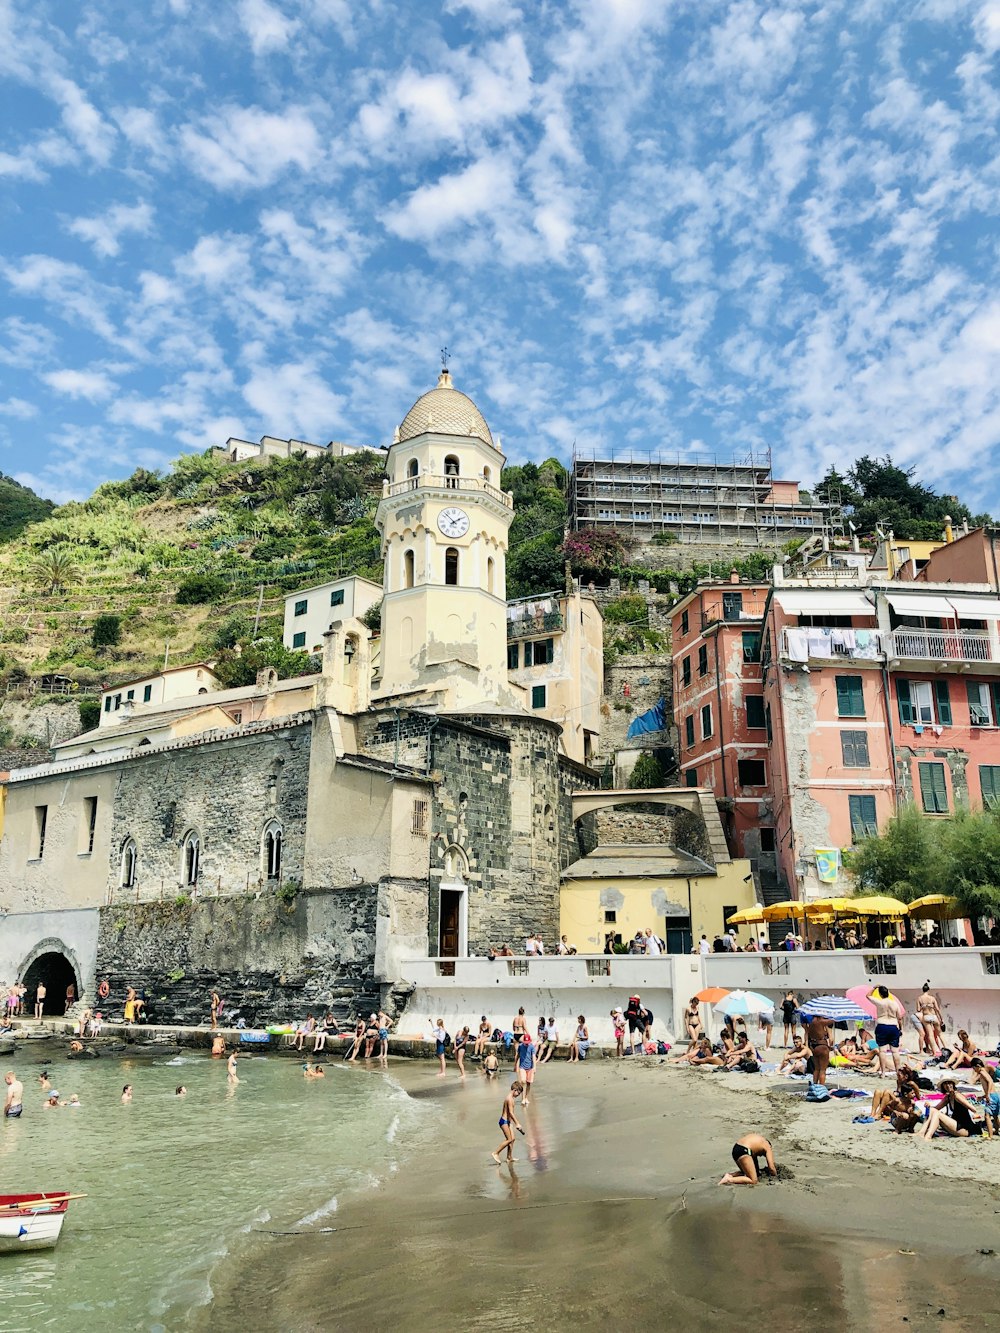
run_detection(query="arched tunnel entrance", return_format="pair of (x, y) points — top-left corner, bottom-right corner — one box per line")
(22, 952), (79, 1017)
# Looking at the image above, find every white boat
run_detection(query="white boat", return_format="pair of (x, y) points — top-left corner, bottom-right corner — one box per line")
(0, 1192), (79, 1252)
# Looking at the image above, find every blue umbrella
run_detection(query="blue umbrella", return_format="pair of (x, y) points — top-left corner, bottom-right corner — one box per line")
(799, 995), (869, 1022)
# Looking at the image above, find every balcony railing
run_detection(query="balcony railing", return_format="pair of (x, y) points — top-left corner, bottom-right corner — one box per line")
(887, 629), (995, 663)
(781, 626), (884, 663)
(701, 597), (768, 627)
(507, 595), (565, 640)
(383, 474), (513, 508)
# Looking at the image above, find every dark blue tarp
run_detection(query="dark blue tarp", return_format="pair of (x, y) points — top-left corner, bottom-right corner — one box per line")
(626, 697), (667, 740)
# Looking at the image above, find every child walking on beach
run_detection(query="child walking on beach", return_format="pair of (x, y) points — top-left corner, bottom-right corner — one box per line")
(516, 1034), (535, 1105)
(492, 1081), (525, 1164)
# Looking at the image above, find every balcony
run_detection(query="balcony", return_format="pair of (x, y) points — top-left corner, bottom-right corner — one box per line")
(781, 626), (884, 663)
(701, 596), (768, 628)
(886, 629), (995, 665)
(382, 474), (513, 508)
(507, 597), (565, 640)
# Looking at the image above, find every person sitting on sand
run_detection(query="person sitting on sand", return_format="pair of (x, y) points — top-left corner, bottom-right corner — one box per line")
(831, 1037), (879, 1072)
(969, 1059), (1000, 1138)
(724, 1033), (760, 1072)
(669, 1037), (723, 1068)
(941, 1030), (977, 1070)
(482, 1051), (500, 1078)
(778, 1035), (809, 1075)
(719, 1132), (777, 1185)
(915, 1079), (984, 1140)
(491, 1081), (524, 1164)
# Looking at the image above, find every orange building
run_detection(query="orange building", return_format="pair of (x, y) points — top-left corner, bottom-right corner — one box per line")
(669, 582), (772, 871)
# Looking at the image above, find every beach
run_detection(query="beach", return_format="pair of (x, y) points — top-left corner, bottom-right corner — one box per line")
(202, 1057), (1000, 1332)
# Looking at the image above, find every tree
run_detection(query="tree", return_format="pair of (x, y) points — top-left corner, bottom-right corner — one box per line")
(814, 454), (989, 541)
(78, 698), (102, 732)
(30, 547), (76, 593)
(92, 614), (122, 648)
(507, 532), (565, 598)
(176, 574), (225, 604)
(561, 527), (634, 580)
(0, 473), (53, 541)
(212, 636), (314, 689)
(628, 753), (665, 789)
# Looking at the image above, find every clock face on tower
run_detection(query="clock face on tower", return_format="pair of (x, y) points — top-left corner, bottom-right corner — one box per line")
(438, 507), (470, 538)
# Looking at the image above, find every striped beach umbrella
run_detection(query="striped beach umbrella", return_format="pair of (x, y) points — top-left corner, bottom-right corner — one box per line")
(713, 989), (774, 1018)
(799, 995), (870, 1022)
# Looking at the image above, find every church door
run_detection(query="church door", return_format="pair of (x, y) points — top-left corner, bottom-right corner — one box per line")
(439, 890), (461, 958)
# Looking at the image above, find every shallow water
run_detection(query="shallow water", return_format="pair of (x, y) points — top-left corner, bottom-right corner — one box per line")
(0, 1048), (423, 1331)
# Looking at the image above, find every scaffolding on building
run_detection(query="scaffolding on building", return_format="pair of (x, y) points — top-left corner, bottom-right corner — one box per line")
(568, 444), (844, 548)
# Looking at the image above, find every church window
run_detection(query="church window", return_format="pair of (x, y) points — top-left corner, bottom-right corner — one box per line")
(445, 548), (459, 586)
(262, 821), (282, 880)
(120, 837), (137, 888)
(407, 458), (419, 479)
(444, 455), (460, 489)
(487, 556), (495, 595)
(403, 549), (415, 588)
(412, 800), (428, 835)
(483, 466), (492, 483)
(181, 829), (200, 886)
(531, 685), (546, 709)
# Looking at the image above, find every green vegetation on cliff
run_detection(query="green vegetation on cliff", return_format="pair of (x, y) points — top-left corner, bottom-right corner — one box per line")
(0, 473), (53, 541)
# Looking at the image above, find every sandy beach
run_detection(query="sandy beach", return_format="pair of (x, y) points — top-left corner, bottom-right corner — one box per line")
(202, 1055), (1000, 1332)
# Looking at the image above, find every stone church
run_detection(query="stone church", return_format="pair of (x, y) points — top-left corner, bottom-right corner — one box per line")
(0, 372), (603, 1023)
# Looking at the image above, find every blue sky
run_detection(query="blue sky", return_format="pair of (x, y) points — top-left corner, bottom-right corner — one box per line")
(2, 1), (1000, 505)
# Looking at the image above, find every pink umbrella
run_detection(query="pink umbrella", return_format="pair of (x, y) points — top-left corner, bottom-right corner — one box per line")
(845, 985), (877, 1020)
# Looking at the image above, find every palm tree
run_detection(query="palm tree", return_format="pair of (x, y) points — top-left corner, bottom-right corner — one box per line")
(31, 547), (77, 594)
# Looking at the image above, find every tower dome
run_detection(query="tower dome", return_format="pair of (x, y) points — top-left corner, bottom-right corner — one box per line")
(396, 369), (494, 448)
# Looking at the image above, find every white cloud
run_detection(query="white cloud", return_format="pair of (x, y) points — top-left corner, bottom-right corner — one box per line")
(388, 155), (518, 242)
(241, 358), (346, 437)
(0, 397), (37, 418)
(238, 0), (299, 55)
(42, 368), (116, 401)
(67, 202), (154, 258)
(180, 105), (322, 189)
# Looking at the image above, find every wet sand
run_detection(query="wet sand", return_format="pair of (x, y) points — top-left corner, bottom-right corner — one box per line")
(204, 1059), (1000, 1331)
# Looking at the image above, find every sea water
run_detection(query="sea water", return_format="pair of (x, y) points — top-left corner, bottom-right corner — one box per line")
(0, 1048), (425, 1331)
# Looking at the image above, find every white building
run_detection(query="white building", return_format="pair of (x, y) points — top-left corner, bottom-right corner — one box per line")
(213, 435), (386, 465)
(282, 576), (383, 654)
(99, 664), (220, 726)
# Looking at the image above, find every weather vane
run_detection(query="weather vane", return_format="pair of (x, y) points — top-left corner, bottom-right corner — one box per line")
(440, 345), (450, 370)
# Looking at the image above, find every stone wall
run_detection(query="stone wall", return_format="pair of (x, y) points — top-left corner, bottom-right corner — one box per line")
(107, 723), (312, 900)
(602, 650), (676, 765)
(0, 695), (85, 749)
(94, 885), (385, 1026)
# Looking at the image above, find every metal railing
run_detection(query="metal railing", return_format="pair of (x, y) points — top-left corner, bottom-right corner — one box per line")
(383, 474), (513, 508)
(701, 598), (768, 627)
(887, 629), (994, 663)
(507, 609), (564, 640)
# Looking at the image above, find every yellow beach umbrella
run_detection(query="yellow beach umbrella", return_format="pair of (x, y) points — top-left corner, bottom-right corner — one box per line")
(907, 894), (963, 921)
(850, 895), (908, 917)
(762, 900), (808, 922)
(726, 905), (765, 926)
(806, 898), (858, 916)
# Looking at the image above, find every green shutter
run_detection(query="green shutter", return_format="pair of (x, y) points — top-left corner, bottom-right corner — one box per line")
(897, 679), (913, 725)
(980, 766), (999, 808)
(919, 762), (948, 813)
(991, 684), (1000, 725)
(934, 680), (952, 725)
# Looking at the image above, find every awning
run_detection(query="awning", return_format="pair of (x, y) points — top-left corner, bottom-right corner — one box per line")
(947, 595), (1000, 620)
(773, 589), (874, 615)
(885, 592), (956, 618)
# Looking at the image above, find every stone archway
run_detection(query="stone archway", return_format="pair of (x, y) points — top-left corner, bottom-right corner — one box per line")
(18, 939), (83, 1017)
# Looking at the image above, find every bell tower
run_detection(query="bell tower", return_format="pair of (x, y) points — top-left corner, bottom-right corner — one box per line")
(374, 369), (514, 706)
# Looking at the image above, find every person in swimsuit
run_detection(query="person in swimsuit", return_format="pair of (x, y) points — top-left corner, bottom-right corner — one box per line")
(916, 1079), (984, 1140)
(942, 1030), (977, 1070)
(210, 990), (221, 1030)
(3, 1072), (23, 1118)
(473, 1017), (492, 1059)
(805, 1014), (833, 1086)
(34, 982), (46, 1020)
(226, 1051), (240, 1085)
(491, 1082), (524, 1164)
(683, 998), (702, 1045)
(516, 1034), (535, 1104)
(610, 1009), (626, 1058)
(915, 983), (944, 1057)
(482, 1051), (500, 1078)
(969, 1059), (1000, 1138)
(669, 1037), (723, 1067)
(780, 992), (798, 1047)
(376, 1012), (392, 1062)
(871, 986), (905, 1075)
(719, 1132), (777, 1185)
(512, 1008), (527, 1038)
(454, 1026), (470, 1077)
(778, 1035), (809, 1074)
(121, 1084), (133, 1103)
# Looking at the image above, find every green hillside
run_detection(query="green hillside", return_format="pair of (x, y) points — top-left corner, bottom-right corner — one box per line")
(0, 473), (53, 541)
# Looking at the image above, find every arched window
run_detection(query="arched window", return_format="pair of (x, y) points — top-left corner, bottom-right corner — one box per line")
(483, 466), (492, 483)
(487, 556), (495, 595)
(120, 837), (137, 888)
(445, 548), (459, 586)
(181, 829), (200, 886)
(403, 549), (415, 588)
(407, 458), (419, 484)
(444, 455), (459, 489)
(262, 821), (282, 880)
